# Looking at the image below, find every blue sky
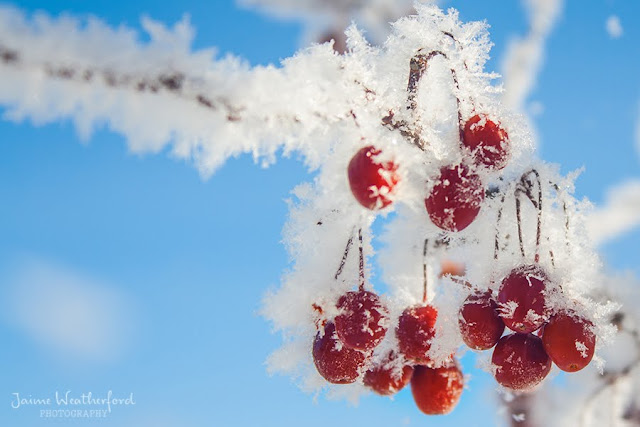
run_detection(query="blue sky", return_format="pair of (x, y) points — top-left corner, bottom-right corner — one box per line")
(0, 1), (639, 426)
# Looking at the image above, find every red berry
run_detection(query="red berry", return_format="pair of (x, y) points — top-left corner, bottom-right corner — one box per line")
(411, 363), (464, 415)
(425, 164), (484, 232)
(439, 260), (466, 277)
(312, 322), (367, 384)
(396, 305), (438, 364)
(491, 333), (551, 391)
(334, 290), (389, 351)
(348, 145), (399, 210)
(498, 265), (549, 333)
(542, 312), (596, 372)
(462, 114), (509, 170)
(459, 291), (505, 350)
(363, 351), (414, 396)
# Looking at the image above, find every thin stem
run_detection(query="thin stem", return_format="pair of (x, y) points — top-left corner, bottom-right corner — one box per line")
(532, 170), (542, 263)
(334, 230), (355, 280)
(514, 170), (543, 263)
(551, 182), (571, 257)
(407, 50), (448, 111)
(515, 195), (526, 259)
(494, 192), (507, 260)
(358, 228), (365, 290)
(423, 238), (429, 303)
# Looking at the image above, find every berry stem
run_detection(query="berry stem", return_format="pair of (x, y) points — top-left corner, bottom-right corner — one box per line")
(423, 238), (429, 303)
(407, 50), (447, 112)
(494, 192), (507, 260)
(334, 229), (355, 280)
(551, 182), (572, 257)
(514, 169), (543, 263)
(358, 228), (365, 291)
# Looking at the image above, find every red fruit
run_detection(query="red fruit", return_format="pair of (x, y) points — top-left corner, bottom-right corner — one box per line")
(363, 352), (414, 396)
(459, 291), (505, 350)
(396, 305), (438, 364)
(542, 312), (596, 372)
(334, 290), (389, 351)
(348, 145), (399, 210)
(462, 114), (509, 170)
(498, 265), (549, 333)
(312, 322), (367, 384)
(411, 364), (464, 415)
(492, 333), (551, 391)
(425, 164), (484, 232)
(439, 260), (465, 278)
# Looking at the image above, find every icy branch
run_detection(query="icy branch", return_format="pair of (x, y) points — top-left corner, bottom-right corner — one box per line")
(0, 6), (370, 175)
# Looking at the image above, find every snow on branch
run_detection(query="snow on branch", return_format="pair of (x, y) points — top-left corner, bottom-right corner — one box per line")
(0, 6), (376, 175)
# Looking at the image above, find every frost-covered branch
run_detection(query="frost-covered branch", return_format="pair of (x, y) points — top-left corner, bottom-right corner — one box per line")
(0, 6), (376, 175)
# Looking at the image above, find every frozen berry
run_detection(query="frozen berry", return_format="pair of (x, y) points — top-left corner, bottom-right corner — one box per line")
(425, 164), (484, 232)
(334, 290), (388, 351)
(498, 265), (549, 333)
(542, 311), (596, 372)
(312, 322), (367, 384)
(396, 305), (438, 364)
(439, 260), (465, 277)
(492, 333), (551, 391)
(363, 351), (414, 396)
(459, 291), (505, 350)
(411, 363), (464, 415)
(348, 145), (399, 210)
(462, 114), (509, 170)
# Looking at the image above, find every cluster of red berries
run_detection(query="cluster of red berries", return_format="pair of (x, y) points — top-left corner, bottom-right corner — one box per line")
(313, 267), (464, 415)
(459, 264), (597, 391)
(348, 114), (508, 233)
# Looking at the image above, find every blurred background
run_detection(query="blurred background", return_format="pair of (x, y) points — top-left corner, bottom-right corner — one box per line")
(0, 0), (639, 425)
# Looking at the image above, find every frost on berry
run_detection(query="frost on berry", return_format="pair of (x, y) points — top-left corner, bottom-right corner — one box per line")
(498, 265), (549, 333)
(462, 114), (510, 170)
(312, 322), (368, 384)
(542, 311), (596, 372)
(348, 146), (399, 210)
(425, 164), (485, 232)
(491, 333), (551, 391)
(411, 363), (464, 415)
(459, 291), (505, 350)
(334, 290), (389, 351)
(396, 305), (438, 364)
(363, 351), (413, 396)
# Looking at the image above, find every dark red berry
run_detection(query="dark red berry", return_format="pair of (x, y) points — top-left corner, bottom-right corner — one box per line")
(498, 265), (549, 333)
(492, 333), (551, 391)
(396, 305), (438, 364)
(462, 114), (509, 170)
(334, 290), (388, 351)
(348, 145), (399, 210)
(363, 351), (414, 396)
(542, 311), (596, 372)
(411, 363), (464, 415)
(425, 164), (484, 232)
(459, 291), (505, 350)
(312, 322), (367, 384)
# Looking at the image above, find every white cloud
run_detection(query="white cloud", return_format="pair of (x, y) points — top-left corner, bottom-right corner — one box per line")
(636, 105), (640, 160)
(237, 0), (433, 45)
(501, 0), (564, 111)
(587, 180), (640, 245)
(605, 15), (623, 39)
(2, 258), (138, 363)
